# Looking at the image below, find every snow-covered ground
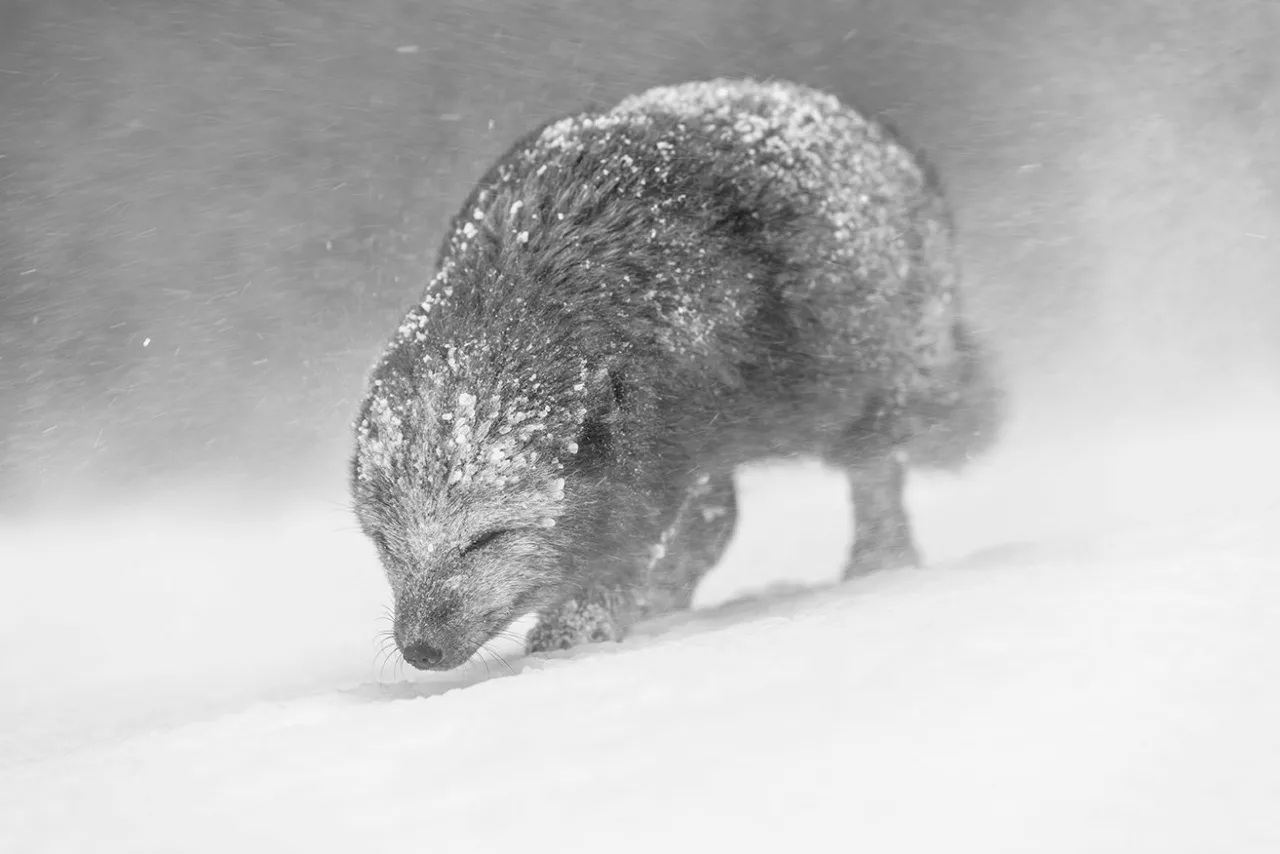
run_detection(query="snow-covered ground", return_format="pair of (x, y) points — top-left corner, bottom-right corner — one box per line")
(2, 402), (1279, 853)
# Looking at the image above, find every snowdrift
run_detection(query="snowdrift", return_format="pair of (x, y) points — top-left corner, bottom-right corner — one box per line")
(2, 408), (1278, 853)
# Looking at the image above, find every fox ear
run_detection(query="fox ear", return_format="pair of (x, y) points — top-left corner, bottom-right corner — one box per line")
(573, 367), (626, 470)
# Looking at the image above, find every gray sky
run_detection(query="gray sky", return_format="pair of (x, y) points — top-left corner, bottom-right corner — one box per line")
(1, 0), (1277, 506)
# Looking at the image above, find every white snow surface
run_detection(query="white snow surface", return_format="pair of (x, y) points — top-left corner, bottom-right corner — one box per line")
(2, 404), (1279, 853)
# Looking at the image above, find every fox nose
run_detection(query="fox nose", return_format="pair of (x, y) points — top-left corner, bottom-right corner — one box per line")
(402, 640), (446, 670)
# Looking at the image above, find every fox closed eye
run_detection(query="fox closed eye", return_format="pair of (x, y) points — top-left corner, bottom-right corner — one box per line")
(461, 529), (511, 556)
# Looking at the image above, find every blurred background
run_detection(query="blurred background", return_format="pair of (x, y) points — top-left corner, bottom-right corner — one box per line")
(1, 0), (1277, 511)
